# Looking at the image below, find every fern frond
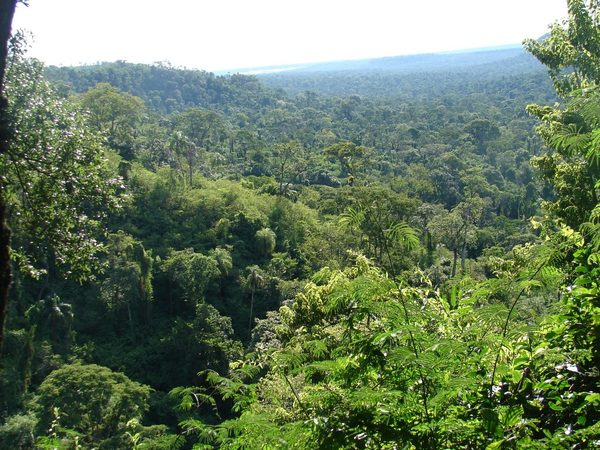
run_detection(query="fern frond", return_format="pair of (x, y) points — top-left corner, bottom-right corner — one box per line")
(272, 350), (307, 371)
(385, 221), (420, 251)
(303, 339), (329, 359)
(169, 386), (210, 411)
(339, 207), (365, 230)
(179, 418), (210, 437)
(572, 93), (600, 128)
(586, 127), (600, 166)
(549, 122), (590, 155)
(304, 359), (342, 377)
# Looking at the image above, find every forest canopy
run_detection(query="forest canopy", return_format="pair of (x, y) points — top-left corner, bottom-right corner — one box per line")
(0, 1), (598, 449)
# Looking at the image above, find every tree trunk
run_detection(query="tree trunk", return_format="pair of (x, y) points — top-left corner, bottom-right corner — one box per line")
(0, 201), (11, 351)
(460, 242), (467, 274)
(247, 288), (255, 342)
(451, 248), (458, 278)
(168, 279), (174, 315)
(187, 151), (194, 186)
(0, 1), (17, 94)
(23, 325), (34, 392)
(0, 0), (18, 352)
(126, 301), (134, 335)
(425, 230), (434, 267)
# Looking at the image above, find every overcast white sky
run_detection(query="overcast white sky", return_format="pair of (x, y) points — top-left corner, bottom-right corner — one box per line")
(12, 0), (568, 71)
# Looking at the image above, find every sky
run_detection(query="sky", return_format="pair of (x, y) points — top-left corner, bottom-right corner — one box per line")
(12, 0), (569, 72)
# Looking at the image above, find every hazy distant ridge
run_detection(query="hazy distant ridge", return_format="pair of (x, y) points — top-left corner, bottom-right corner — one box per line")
(253, 45), (548, 97)
(228, 45), (539, 76)
(45, 44), (550, 107)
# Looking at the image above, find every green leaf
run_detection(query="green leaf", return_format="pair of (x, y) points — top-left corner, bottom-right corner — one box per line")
(548, 402), (564, 411)
(485, 441), (504, 450)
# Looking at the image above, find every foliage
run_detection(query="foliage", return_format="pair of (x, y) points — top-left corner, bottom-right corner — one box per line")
(4, 5), (600, 449)
(2, 34), (122, 280)
(525, 0), (600, 228)
(34, 363), (152, 448)
(338, 187), (420, 274)
(47, 61), (282, 115)
(78, 82), (146, 160)
(255, 227), (277, 257)
(162, 248), (220, 306)
(0, 412), (37, 450)
(162, 6), (600, 448)
(511, 245), (600, 448)
(171, 107), (229, 184)
(25, 293), (73, 353)
(99, 232), (153, 332)
(524, 0), (600, 95)
(175, 257), (508, 448)
(270, 140), (309, 196)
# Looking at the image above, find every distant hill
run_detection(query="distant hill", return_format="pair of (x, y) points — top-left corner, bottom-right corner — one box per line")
(254, 46), (549, 97)
(218, 45), (544, 78)
(236, 46), (534, 75)
(45, 44), (553, 109)
(45, 61), (285, 115)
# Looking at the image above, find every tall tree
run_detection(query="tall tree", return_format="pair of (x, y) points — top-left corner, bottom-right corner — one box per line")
(99, 232), (153, 333)
(525, 0), (600, 227)
(338, 187), (419, 273)
(464, 118), (500, 153)
(525, 0), (600, 96)
(162, 249), (220, 307)
(324, 141), (372, 186)
(429, 196), (485, 277)
(172, 107), (227, 185)
(34, 363), (151, 447)
(243, 265), (265, 341)
(0, 34), (121, 351)
(79, 82), (146, 160)
(270, 140), (306, 196)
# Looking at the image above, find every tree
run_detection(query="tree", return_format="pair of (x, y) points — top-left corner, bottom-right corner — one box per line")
(99, 232), (153, 333)
(413, 202), (447, 267)
(0, 413), (36, 450)
(255, 227), (277, 258)
(270, 140), (306, 196)
(5, 44), (121, 275)
(135, 121), (172, 169)
(34, 363), (151, 447)
(0, 33), (121, 350)
(209, 246), (233, 278)
(524, 0), (600, 96)
(338, 187), (420, 273)
(162, 249), (220, 307)
(25, 294), (73, 352)
(324, 140), (372, 186)
(242, 265), (266, 341)
(178, 257), (513, 449)
(430, 196), (486, 277)
(523, 0), (600, 227)
(485, 4), (600, 444)
(168, 129), (195, 184)
(79, 82), (146, 160)
(0, 0), (18, 156)
(464, 118), (501, 153)
(172, 107), (228, 185)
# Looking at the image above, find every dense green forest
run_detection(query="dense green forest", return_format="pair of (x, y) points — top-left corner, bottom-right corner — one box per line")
(0, 1), (598, 448)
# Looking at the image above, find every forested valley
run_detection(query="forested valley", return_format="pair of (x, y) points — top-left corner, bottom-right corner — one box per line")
(0, 1), (599, 448)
